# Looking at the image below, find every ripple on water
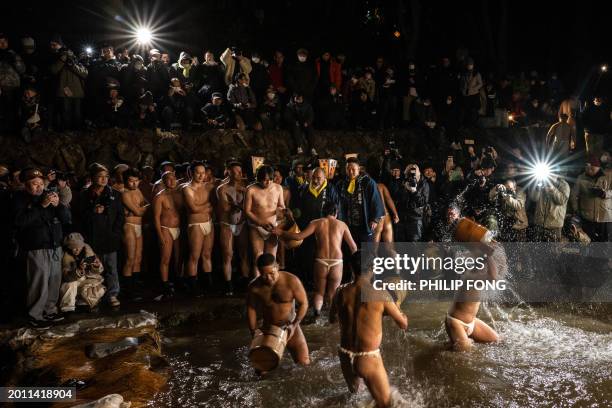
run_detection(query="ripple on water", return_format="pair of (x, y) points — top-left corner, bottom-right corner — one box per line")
(151, 307), (611, 407)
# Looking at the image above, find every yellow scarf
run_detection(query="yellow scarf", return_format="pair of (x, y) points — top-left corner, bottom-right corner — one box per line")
(182, 65), (191, 79)
(309, 179), (327, 198)
(296, 176), (305, 185)
(347, 178), (356, 194)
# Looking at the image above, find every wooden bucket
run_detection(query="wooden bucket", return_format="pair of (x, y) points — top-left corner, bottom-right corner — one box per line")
(454, 217), (493, 243)
(248, 325), (288, 372)
(283, 222), (303, 249)
(384, 276), (408, 307)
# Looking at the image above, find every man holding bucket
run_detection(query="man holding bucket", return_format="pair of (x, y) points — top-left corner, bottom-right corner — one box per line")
(246, 253), (310, 374)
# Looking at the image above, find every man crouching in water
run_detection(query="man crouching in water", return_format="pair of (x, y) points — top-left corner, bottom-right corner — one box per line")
(330, 251), (408, 408)
(445, 244), (500, 351)
(247, 253), (310, 372)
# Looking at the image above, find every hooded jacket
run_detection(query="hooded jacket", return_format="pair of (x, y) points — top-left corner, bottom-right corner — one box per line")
(169, 52), (194, 85)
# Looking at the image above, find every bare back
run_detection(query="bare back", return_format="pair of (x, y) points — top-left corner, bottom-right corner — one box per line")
(312, 217), (351, 259)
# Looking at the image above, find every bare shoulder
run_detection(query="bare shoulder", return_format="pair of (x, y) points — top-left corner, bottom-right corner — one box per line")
(281, 271), (303, 287)
(153, 189), (166, 201)
(247, 276), (264, 292)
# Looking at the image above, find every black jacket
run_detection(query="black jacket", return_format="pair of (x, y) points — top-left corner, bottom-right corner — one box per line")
(295, 182), (341, 229)
(13, 191), (71, 251)
(390, 177), (430, 220)
(78, 186), (124, 254)
(287, 61), (317, 100)
(146, 60), (171, 99)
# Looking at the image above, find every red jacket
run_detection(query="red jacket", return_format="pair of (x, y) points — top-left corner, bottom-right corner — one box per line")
(268, 63), (285, 90)
(315, 58), (342, 89)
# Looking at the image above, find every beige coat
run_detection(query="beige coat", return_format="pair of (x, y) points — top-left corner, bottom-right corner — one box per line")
(530, 178), (570, 229)
(570, 169), (612, 223)
(60, 244), (105, 310)
(220, 48), (252, 85)
(489, 187), (528, 230)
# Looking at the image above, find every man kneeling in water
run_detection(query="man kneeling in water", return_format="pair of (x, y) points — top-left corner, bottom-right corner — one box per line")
(274, 201), (357, 317)
(445, 245), (500, 351)
(247, 253), (310, 373)
(330, 251), (408, 408)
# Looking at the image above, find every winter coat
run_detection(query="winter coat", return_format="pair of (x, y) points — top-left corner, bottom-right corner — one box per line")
(49, 55), (88, 98)
(194, 62), (226, 94)
(13, 190), (71, 251)
(460, 71), (483, 97)
(146, 60), (171, 99)
(88, 58), (122, 97)
(78, 186), (124, 254)
(220, 48), (252, 86)
(530, 178), (570, 229)
(336, 175), (385, 235)
(489, 187), (528, 230)
(169, 52), (195, 85)
(227, 84), (257, 109)
(249, 62), (271, 99)
(0, 48), (24, 89)
(390, 177), (430, 220)
(570, 169), (612, 223)
(287, 61), (317, 100)
(268, 63), (287, 90)
(358, 78), (376, 101)
(284, 100), (314, 126)
(315, 58), (342, 89)
(295, 182), (341, 229)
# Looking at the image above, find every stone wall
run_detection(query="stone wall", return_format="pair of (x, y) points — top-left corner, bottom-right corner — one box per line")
(0, 126), (535, 176)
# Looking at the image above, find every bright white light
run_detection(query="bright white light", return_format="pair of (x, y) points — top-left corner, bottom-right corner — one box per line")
(85, 46), (93, 54)
(601, 64), (608, 73)
(532, 161), (551, 185)
(136, 27), (152, 45)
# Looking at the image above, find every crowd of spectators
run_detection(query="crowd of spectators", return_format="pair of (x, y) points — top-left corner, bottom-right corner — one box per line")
(1, 31), (611, 329)
(3, 32), (610, 152)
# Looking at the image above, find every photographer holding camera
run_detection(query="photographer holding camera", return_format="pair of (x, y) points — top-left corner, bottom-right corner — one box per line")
(569, 155), (612, 242)
(59, 232), (105, 313)
(78, 163), (124, 307)
(390, 163), (430, 242)
(489, 179), (528, 241)
(49, 42), (88, 130)
(464, 156), (498, 232)
(13, 168), (71, 327)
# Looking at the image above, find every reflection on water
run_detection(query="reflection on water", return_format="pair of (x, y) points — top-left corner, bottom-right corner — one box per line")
(150, 302), (612, 407)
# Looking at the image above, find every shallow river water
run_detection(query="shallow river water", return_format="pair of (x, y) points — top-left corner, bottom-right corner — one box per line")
(149, 301), (612, 407)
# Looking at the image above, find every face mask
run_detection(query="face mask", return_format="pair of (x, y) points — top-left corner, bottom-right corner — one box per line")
(267, 93), (275, 99)
(408, 65), (415, 70)
(424, 101), (431, 106)
(298, 56), (307, 62)
(135, 62), (143, 70)
(446, 99), (452, 105)
(252, 57), (260, 64)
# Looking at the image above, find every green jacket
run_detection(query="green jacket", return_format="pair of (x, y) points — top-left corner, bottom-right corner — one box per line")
(50, 58), (88, 98)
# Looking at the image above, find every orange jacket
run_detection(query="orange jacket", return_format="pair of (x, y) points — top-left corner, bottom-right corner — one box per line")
(315, 58), (342, 89)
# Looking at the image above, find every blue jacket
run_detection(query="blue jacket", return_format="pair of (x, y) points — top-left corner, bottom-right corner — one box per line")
(336, 174), (385, 235)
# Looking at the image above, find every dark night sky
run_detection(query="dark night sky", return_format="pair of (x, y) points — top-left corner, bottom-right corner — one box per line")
(1, 0), (608, 89)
